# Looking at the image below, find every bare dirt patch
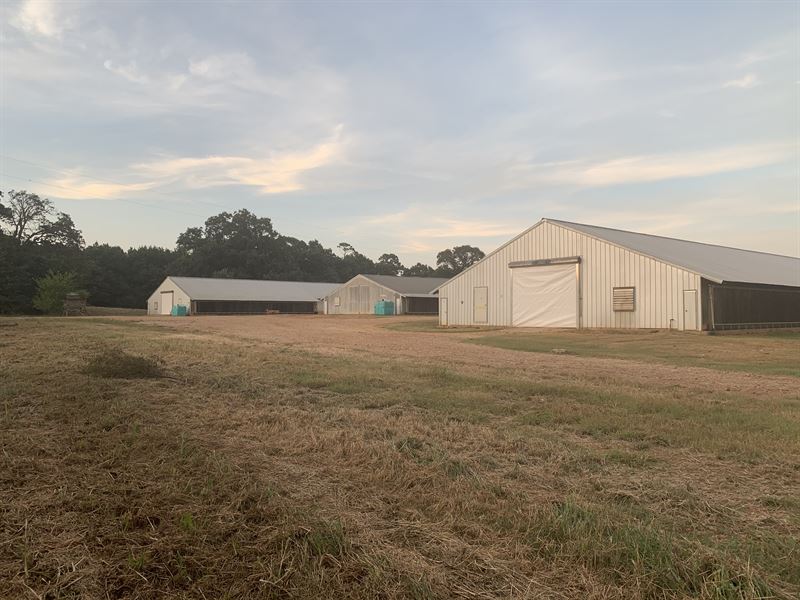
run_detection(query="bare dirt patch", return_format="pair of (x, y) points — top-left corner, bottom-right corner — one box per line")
(137, 314), (800, 398)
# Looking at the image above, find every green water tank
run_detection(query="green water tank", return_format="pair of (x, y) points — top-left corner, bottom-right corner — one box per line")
(374, 300), (395, 316)
(171, 304), (189, 316)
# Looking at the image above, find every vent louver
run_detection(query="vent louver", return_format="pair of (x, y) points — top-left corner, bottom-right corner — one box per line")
(613, 287), (635, 312)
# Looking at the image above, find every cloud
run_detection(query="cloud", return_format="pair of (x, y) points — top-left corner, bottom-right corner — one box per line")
(34, 127), (346, 199)
(103, 60), (150, 84)
(135, 128), (345, 194)
(509, 143), (794, 188)
(189, 52), (252, 80)
(47, 175), (158, 200)
(723, 73), (760, 89)
(736, 38), (789, 68)
(349, 204), (522, 260)
(565, 211), (698, 237)
(411, 219), (522, 239)
(361, 206), (520, 239)
(185, 51), (344, 102)
(691, 197), (798, 216)
(353, 205), (521, 263)
(11, 0), (65, 38)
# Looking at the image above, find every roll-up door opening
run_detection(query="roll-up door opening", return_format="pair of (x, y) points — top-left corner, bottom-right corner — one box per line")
(512, 263), (578, 327)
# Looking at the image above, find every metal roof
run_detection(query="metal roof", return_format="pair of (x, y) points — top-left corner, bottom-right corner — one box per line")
(547, 219), (800, 287)
(359, 274), (450, 296)
(168, 276), (340, 302)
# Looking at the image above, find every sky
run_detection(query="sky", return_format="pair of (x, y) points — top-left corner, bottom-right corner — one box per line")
(1, 0), (798, 265)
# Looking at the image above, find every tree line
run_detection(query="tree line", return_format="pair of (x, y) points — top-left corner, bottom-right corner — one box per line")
(0, 190), (485, 313)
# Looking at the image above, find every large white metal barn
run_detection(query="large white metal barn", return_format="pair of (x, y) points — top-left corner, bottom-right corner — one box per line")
(436, 219), (800, 331)
(324, 274), (449, 315)
(147, 276), (339, 315)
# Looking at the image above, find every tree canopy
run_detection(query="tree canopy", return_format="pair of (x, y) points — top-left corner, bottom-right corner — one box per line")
(435, 245), (486, 276)
(0, 190), (484, 313)
(0, 190), (84, 247)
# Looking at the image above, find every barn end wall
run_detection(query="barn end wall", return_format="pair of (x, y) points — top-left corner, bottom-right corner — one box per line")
(324, 276), (405, 315)
(437, 221), (702, 330)
(146, 277), (191, 315)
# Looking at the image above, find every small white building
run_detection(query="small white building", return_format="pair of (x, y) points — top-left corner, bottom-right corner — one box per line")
(147, 276), (339, 315)
(436, 219), (800, 331)
(324, 274), (449, 315)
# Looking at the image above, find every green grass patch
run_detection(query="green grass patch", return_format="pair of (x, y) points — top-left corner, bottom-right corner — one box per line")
(384, 319), (495, 334)
(273, 347), (800, 460)
(303, 519), (349, 558)
(470, 331), (800, 377)
(529, 499), (776, 598)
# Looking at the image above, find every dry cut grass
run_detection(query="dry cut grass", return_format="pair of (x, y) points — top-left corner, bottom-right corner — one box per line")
(1, 317), (798, 599)
(85, 306), (149, 317)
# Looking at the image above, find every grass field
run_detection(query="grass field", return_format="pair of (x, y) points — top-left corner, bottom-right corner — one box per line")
(471, 329), (800, 377)
(1, 316), (798, 599)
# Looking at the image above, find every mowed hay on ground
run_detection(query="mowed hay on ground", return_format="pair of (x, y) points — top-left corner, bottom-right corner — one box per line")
(0, 317), (798, 599)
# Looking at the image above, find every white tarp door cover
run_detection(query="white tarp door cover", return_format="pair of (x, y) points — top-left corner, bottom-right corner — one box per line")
(512, 263), (577, 327)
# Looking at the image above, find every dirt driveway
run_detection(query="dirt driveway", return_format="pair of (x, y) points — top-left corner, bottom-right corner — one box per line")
(134, 314), (798, 398)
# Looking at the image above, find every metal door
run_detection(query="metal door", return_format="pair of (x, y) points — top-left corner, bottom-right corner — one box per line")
(359, 285), (370, 314)
(440, 298), (448, 326)
(683, 290), (697, 330)
(160, 291), (174, 315)
(473, 287), (488, 323)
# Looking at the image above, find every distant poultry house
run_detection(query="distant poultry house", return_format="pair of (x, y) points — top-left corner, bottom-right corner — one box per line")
(323, 274), (449, 315)
(147, 276), (339, 315)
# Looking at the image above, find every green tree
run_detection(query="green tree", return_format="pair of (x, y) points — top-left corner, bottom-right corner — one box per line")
(0, 190), (83, 247)
(404, 262), (436, 277)
(336, 242), (377, 280)
(435, 245), (485, 277)
(0, 190), (84, 313)
(0, 191), (12, 223)
(32, 271), (80, 314)
(173, 209), (284, 279)
(282, 238), (341, 282)
(376, 253), (404, 276)
(337, 242), (355, 256)
(82, 244), (133, 307)
(125, 246), (175, 307)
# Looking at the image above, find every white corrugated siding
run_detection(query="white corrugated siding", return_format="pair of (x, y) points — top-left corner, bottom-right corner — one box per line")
(146, 277), (192, 315)
(325, 275), (404, 315)
(438, 221), (702, 330)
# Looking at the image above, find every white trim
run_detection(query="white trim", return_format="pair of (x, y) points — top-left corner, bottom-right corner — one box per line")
(333, 274), (400, 297)
(147, 276), (193, 308)
(163, 276), (193, 299)
(330, 273), (442, 299)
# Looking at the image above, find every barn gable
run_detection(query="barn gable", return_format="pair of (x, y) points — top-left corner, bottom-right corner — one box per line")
(438, 220), (702, 330)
